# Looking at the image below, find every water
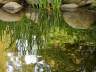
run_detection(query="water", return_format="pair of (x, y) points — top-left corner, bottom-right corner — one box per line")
(0, 8), (96, 72)
(6, 34), (51, 72)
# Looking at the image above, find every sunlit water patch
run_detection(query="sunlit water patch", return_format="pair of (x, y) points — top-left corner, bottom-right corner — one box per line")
(6, 35), (51, 72)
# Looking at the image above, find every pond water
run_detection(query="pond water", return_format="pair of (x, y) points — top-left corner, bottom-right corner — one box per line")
(0, 8), (96, 72)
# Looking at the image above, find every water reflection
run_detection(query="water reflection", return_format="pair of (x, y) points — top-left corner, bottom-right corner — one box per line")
(34, 60), (51, 72)
(31, 35), (38, 55)
(16, 39), (28, 56)
(7, 52), (22, 72)
(7, 35), (51, 72)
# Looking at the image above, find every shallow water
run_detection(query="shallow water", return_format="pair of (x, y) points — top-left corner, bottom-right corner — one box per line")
(0, 8), (96, 72)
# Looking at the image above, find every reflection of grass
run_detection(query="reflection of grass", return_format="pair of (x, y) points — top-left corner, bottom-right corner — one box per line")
(22, 64), (34, 72)
(39, 48), (78, 72)
(39, 42), (96, 72)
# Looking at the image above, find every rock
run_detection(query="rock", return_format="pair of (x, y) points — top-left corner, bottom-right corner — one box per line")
(2, 2), (22, 14)
(25, 9), (39, 23)
(0, 0), (18, 4)
(63, 8), (96, 29)
(0, 9), (23, 22)
(61, 3), (79, 11)
(62, 0), (93, 4)
(61, 0), (93, 11)
(61, 0), (93, 7)
(79, 0), (93, 6)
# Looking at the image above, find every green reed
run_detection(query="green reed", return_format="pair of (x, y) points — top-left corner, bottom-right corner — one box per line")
(0, 9), (96, 49)
(38, 0), (61, 9)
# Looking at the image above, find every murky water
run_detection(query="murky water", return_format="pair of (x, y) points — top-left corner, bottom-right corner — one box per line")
(0, 8), (96, 72)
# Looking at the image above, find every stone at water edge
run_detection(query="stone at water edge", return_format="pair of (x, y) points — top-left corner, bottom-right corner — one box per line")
(2, 2), (22, 14)
(61, 0), (93, 4)
(61, 0), (93, 9)
(0, 9), (23, 22)
(79, 0), (93, 6)
(61, 3), (79, 11)
(63, 9), (95, 29)
(0, 0), (18, 4)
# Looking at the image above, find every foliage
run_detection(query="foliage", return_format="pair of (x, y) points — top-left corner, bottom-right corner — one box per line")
(0, 9), (96, 72)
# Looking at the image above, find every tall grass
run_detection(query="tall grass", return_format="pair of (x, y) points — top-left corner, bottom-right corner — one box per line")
(0, 8), (96, 50)
(31, 0), (62, 10)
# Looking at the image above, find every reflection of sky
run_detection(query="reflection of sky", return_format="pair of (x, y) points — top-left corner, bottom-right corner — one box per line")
(16, 35), (38, 56)
(7, 35), (51, 72)
(7, 52), (22, 72)
(25, 55), (37, 64)
(7, 52), (51, 72)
